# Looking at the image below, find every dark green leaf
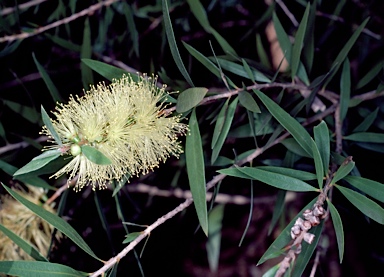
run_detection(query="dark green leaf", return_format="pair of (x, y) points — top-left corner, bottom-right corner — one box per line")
(254, 90), (314, 157)
(0, 261), (87, 277)
(32, 53), (62, 103)
(0, 223), (48, 262)
(272, 12), (292, 63)
(41, 105), (62, 147)
(186, 108), (208, 236)
(211, 97), (238, 165)
(353, 107), (379, 133)
(291, 3), (310, 79)
(323, 18), (369, 88)
(162, 0), (194, 87)
(241, 59), (256, 82)
(343, 132), (384, 143)
(122, 232), (142, 244)
(218, 167), (317, 192)
(13, 150), (62, 176)
(356, 61), (383, 89)
(2, 184), (101, 261)
(4, 100), (39, 124)
(327, 200), (344, 263)
(331, 157), (355, 184)
(207, 204), (224, 272)
(336, 185), (384, 224)
(257, 198), (317, 265)
(123, 3), (139, 57)
(340, 59), (351, 121)
(81, 145), (112, 165)
(314, 121), (330, 177)
(256, 34), (271, 69)
(281, 138), (311, 158)
(268, 190), (285, 236)
(311, 139), (324, 189)
(82, 59), (136, 81)
(80, 18), (94, 89)
(238, 91), (261, 113)
(344, 175), (384, 203)
(176, 87), (208, 113)
(186, 0), (211, 32)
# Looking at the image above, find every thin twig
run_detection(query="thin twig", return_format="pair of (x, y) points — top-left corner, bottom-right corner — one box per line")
(0, 0), (120, 43)
(1, 0), (48, 16)
(0, 136), (47, 155)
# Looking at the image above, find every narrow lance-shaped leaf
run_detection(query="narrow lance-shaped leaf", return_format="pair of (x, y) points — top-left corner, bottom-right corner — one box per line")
(344, 175), (384, 203)
(13, 150), (62, 176)
(254, 90), (314, 157)
(340, 59), (351, 121)
(32, 53), (62, 103)
(211, 98), (229, 149)
(238, 91), (261, 113)
(0, 261), (87, 277)
(336, 185), (384, 224)
(331, 156), (355, 184)
(82, 59), (137, 82)
(327, 200), (344, 263)
(314, 121), (330, 177)
(41, 105), (62, 147)
(0, 223), (48, 262)
(211, 97), (238, 165)
(162, 0), (194, 87)
(176, 87), (208, 113)
(81, 145), (112, 165)
(343, 132), (384, 143)
(352, 107), (379, 133)
(311, 139), (324, 189)
(1, 183), (101, 261)
(186, 108), (208, 235)
(206, 204), (224, 272)
(291, 3), (310, 80)
(80, 17), (94, 89)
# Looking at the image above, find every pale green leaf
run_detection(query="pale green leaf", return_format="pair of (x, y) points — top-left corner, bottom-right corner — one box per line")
(13, 150), (62, 176)
(238, 91), (261, 113)
(176, 87), (208, 113)
(41, 105), (62, 147)
(122, 232), (142, 244)
(186, 108), (208, 235)
(81, 145), (112, 165)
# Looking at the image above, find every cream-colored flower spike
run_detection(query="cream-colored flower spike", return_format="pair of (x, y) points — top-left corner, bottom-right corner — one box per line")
(42, 75), (188, 191)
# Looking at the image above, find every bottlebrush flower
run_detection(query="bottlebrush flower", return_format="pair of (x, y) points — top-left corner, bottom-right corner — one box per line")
(0, 185), (61, 260)
(41, 75), (187, 191)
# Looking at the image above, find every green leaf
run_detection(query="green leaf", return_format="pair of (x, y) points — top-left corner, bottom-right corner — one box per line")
(0, 261), (87, 277)
(206, 204), (224, 272)
(82, 59), (136, 82)
(211, 99), (229, 149)
(272, 12), (292, 63)
(162, 0), (194, 87)
(122, 232), (142, 244)
(344, 175), (384, 203)
(80, 17), (94, 89)
(1, 184), (101, 261)
(336, 185), (384, 224)
(186, 108), (208, 236)
(268, 190), (285, 236)
(3, 100), (39, 124)
(356, 61), (383, 89)
(211, 97), (238, 165)
(281, 138), (311, 158)
(327, 200), (344, 263)
(302, 3), (316, 74)
(241, 59), (256, 82)
(0, 223), (48, 262)
(13, 150), (62, 176)
(323, 17), (369, 88)
(32, 53), (62, 103)
(81, 145), (112, 165)
(41, 105), (62, 147)
(214, 58), (270, 83)
(218, 167), (317, 192)
(176, 87), (208, 113)
(123, 2), (139, 57)
(331, 157), (355, 184)
(291, 221), (324, 277)
(291, 3), (310, 80)
(352, 107), (379, 133)
(257, 197), (317, 265)
(314, 121), (330, 177)
(311, 139), (324, 189)
(256, 34), (272, 69)
(254, 90), (314, 157)
(340, 59), (351, 121)
(186, 0), (211, 32)
(343, 132), (384, 143)
(238, 91), (261, 113)
(256, 166), (317, 181)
